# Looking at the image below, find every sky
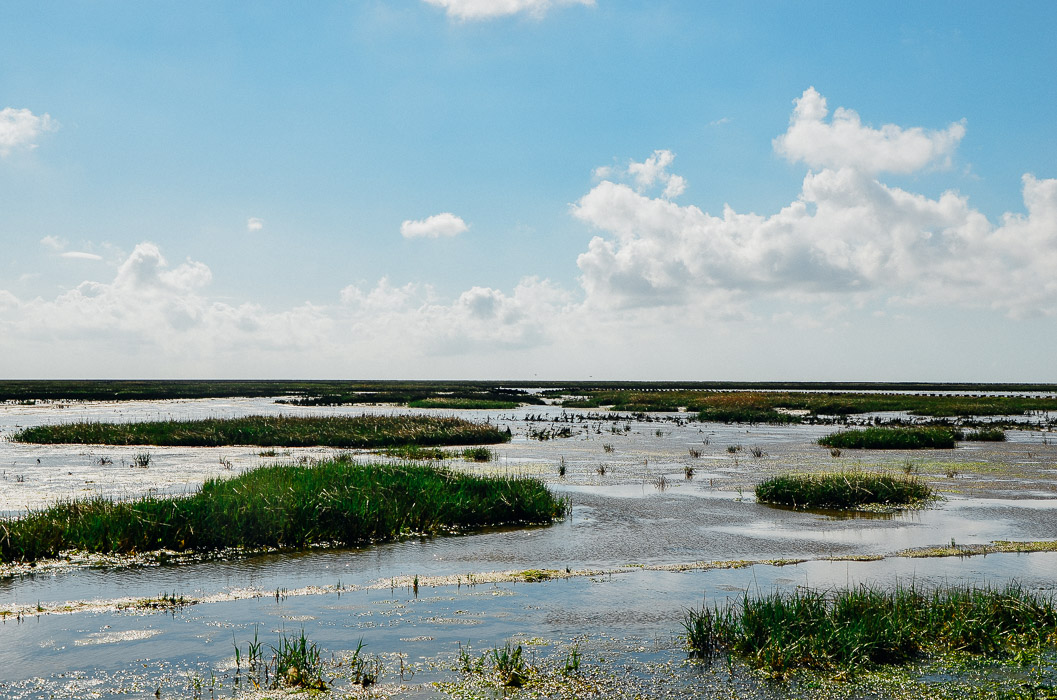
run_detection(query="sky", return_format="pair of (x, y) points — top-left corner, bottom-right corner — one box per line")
(1, 0), (1055, 381)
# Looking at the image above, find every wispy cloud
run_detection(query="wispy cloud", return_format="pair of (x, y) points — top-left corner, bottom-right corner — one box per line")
(61, 251), (104, 261)
(401, 212), (469, 239)
(0, 107), (56, 157)
(422, 0), (594, 21)
(41, 236), (103, 261)
(247, 217), (264, 232)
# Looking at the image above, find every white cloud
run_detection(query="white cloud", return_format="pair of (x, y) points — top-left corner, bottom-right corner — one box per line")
(40, 235), (67, 251)
(400, 212), (469, 239)
(247, 217), (264, 232)
(576, 142), (1057, 318)
(41, 236), (102, 261)
(773, 87), (965, 174)
(598, 149), (687, 201)
(422, 0), (594, 20)
(60, 251), (103, 261)
(0, 107), (56, 156)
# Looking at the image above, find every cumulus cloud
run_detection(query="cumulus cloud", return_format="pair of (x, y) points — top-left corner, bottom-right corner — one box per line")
(422, 0), (594, 20)
(576, 131), (1057, 318)
(0, 107), (56, 156)
(773, 87), (965, 174)
(247, 217), (264, 232)
(596, 150), (687, 201)
(0, 240), (575, 376)
(400, 212), (469, 239)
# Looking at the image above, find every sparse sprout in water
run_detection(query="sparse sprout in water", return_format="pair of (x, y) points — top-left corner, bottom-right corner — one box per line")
(727, 445), (742, 454)
(749, 445), (764, 458)
(688, 447), (701, 458)
(133, 452), (151, 468)
(684, 465), (695, 480)
(830, 447), (842, 458)
(653, 474), (668, 491)
(562, 646), (581, 675)
(558, 456), (566, 478)
(491, 642), (528, 687)
(602, 443), (614, 453)
(596, 464), (607, 476)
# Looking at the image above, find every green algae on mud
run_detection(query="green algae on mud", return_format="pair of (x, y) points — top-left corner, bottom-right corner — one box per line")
(0, 458), (566, 563)
(12, 413), (511, 448)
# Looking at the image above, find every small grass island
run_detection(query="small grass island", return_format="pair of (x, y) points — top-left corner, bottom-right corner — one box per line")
(755, 471), (933, 510)
(0, 458), (566, 563)
(12, 414), (509, 448)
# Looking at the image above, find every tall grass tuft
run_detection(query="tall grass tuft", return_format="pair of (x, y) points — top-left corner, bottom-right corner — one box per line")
(755, 471), (932, 509)
(818, 426), (957, 450)
(684, 583), (1057, 678)
(0, 458), (566, 562)
(13, 414), (510, 448)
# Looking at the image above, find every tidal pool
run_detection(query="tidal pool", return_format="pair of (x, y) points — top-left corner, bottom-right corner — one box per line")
(2, 398), (1056, 698)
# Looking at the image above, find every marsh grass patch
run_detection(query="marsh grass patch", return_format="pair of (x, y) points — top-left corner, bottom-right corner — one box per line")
(755, 471), (933, 510)
(819, 426), (958, 450)
(13, 414), (511, 449)
(0, 458), (567, 563)
(684, 583), (1057, 679)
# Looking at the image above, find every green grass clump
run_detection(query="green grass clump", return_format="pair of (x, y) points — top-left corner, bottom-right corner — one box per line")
(958, 427), (1007, 442)
(818, 426), (957, 450)
(755, 471), (932, 509)
(12, 414), (510, 448)
(0, 458), (566, 562)
(684, 583), (1057, 678)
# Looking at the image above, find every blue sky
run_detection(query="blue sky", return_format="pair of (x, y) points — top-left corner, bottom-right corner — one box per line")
(1, 1), (1055, 380)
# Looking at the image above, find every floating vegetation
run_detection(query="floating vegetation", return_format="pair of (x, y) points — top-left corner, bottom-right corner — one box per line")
(527, 425), (574, 441)
(13, 414), (510, 448)
(819, 426), (958, 450)
(684, 583), (1057, 678)
(408, 397), (521, 409)
(755, 471), (933, 510)
(0, 458), (566, 562)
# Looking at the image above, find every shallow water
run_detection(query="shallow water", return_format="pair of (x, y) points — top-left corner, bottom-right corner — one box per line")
(2, 398), (1057, 698)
